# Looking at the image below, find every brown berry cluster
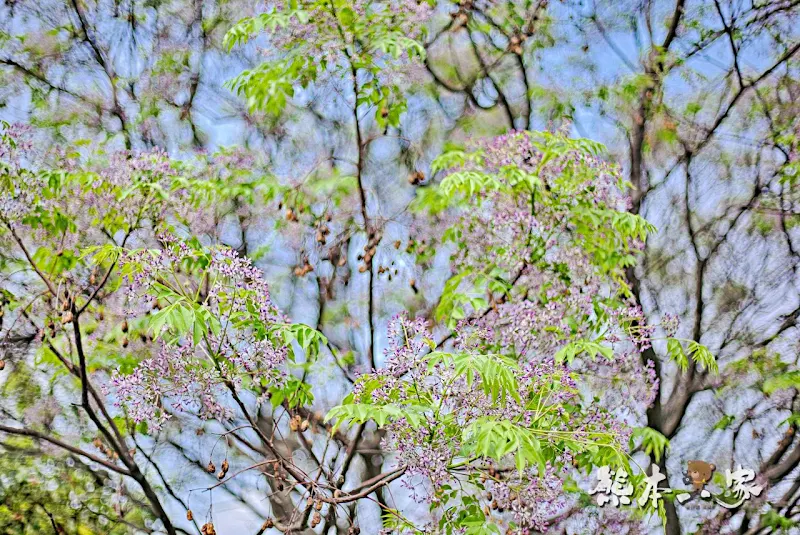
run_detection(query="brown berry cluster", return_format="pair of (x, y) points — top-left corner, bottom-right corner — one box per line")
(92, 437), (119, 461)
(293, 258), (313, 277)
(357, 230), (382, 273)
(408, 170), (425, 185)
(315, 216), (332, 245)
(288, 414), (309, 432)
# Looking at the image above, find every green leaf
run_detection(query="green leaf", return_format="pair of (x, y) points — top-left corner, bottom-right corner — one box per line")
(667, 338), (688, 372)
(631, 427), (669, 462)
(449, 352), (520, 402)
(713, 414), (736, 431)
(223, 9), (309, 50)
(555, 340), (613, 365)
(462, 419), (546, 474)
(324, 403), (430, 433)
(686, 341), (718, 374)
(764, 371), (800, 394)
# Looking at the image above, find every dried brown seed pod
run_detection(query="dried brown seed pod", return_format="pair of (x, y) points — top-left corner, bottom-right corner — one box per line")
(206, 461), (216, 473)
(186, 510), (193, 521)
(300, 419), (309, 432)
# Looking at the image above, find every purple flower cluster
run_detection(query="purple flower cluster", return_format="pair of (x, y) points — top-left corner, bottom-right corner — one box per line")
(106, 343), (233, 430)
(264, 0), (432, 61)
(0, 123), (43, 225)
(110, 235), (290, 429)
(353, 314), (631, 520)
(486, 464), (567, 532)
(371, 131), (664, 527)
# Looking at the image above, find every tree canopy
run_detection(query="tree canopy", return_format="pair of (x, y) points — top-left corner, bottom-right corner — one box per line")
(1, 1), (799, 534)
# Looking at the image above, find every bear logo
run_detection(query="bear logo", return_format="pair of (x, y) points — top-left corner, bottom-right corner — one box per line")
(684, 460), (715, 492)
